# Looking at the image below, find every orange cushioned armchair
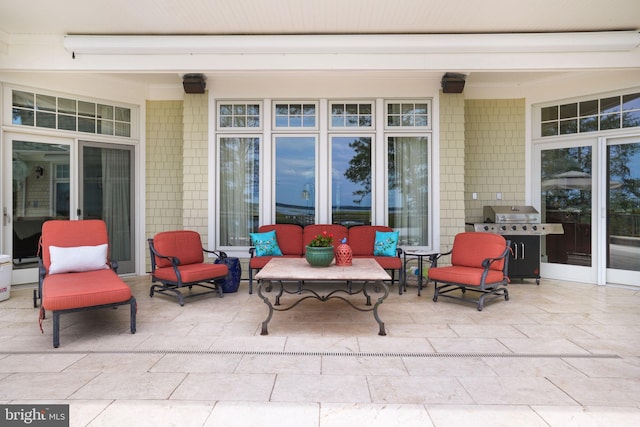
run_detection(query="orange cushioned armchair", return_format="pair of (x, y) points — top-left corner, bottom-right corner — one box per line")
(429, 232), (510, 311)
(37, 219), (136, 348)
(148, 230), (229, 305)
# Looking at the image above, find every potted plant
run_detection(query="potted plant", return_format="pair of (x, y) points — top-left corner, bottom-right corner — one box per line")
(305, 231), (335, 267)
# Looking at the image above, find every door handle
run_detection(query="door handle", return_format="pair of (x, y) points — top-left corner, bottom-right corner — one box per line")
(2, 207), (9, 226)
(520, 242), (525, 259)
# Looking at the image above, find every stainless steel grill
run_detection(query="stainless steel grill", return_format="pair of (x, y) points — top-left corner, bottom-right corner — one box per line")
(474, 206), (564, 236)
(472, 206), (564, 285)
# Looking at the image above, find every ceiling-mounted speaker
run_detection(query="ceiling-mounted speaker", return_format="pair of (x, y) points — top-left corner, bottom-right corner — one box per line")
(183, 73), (206, 94)
(441, 72), (466, 94)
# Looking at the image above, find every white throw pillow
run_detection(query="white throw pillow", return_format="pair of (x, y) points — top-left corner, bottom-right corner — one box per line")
(49, 244), (109, 274)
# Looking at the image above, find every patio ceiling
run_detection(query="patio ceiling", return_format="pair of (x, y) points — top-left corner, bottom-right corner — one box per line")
(1, 0), (639, 90)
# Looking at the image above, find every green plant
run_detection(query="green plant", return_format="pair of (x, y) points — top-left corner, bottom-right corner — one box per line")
(308, 231), (334, 247)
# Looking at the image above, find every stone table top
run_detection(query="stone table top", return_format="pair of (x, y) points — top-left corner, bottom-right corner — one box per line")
(255, 258), (391, 282)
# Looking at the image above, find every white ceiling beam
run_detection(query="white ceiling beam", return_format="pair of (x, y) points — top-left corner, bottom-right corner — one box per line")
(63, 32), (640, 56)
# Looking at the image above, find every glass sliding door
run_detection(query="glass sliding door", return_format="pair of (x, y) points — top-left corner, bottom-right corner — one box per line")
(387, 135), (430, 247)
(606, 137), (640, 285)
(10, 138), (71, 269)
(219, 136), (260, 246)
(274, 136), (316, 225)
(541, 145), (594, 268)
(79, 142), (135, 274)
(331, 136), (372, 226)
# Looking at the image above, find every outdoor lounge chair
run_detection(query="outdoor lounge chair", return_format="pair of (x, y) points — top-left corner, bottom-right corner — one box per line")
(148, 230), (229, 305)
(429, 232), (511, 311)
(37, 219), (137, 348)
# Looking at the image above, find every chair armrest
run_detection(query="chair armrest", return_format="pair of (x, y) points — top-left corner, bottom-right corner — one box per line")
(429, 250), (452, 267)
(110, 259), (119, 273)
(148, 241), (181, 267)
(481, 243), (511, 269)
(204, 248), (227, 260)
(249, 247), (256, 257)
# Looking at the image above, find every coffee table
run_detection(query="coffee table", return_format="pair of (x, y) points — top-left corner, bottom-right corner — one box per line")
(255, 258), (391, 336)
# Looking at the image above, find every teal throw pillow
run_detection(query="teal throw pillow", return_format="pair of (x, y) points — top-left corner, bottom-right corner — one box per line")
(374, 231), (399, 257)
(250, 230), (283, 257)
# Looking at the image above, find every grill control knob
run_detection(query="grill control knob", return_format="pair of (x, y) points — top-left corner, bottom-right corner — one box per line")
(532, 225), (538, 231)
(501, 225), (507, 231)
(511, 225), (517, 231)
(483, 225), (489, 231)
(522, 225), (527, 230)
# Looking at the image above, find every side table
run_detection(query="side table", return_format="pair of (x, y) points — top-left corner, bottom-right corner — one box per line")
(402, 250), (434, 296)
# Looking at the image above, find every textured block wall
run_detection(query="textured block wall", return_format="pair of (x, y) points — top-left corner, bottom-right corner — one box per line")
(438, 93), (467, 251)
(182, 94), (210, 246)
(464, 99), (526, 223)
(145, 100), (184, 269)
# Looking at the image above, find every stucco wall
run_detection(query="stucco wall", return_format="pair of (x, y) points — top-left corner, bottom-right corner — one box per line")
(464, 99), (526, 223)
(438, 93), (467, 252)
(145, 100), (184, 269)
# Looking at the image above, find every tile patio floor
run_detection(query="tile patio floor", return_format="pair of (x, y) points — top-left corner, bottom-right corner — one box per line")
(0, 276), (639, 426)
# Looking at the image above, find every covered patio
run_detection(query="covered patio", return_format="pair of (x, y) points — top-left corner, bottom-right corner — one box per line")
(1, 277), (639, 426)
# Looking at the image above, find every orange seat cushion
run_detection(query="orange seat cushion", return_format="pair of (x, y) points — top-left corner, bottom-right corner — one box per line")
(249, 254), (301, 269)
(352, 255), (401, 270)
(153, 263), (228, 283)
(428, 265), (505, 287)
(42, 269), (132, 311)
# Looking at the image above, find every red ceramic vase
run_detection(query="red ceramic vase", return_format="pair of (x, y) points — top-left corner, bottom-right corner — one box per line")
(335, 240), (353, 266)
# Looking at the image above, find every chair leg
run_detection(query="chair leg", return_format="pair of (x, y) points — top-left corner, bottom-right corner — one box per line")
(53, 311), (60, 348)
(130, 297), (137, 334)
(249, 268), (254, 294)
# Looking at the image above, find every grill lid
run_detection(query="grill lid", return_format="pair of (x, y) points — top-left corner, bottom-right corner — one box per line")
(483, 205), (540, 224)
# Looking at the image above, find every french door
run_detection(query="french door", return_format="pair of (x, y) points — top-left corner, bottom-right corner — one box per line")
(536, 135), (640, 287)
(603, 136), (640, 286)
(3, 133), (135, 284)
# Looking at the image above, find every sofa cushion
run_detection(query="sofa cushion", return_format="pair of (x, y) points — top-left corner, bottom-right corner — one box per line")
(257, 224), (303, 256)
(352, 255), (402, 270)
(250, 230), (283, 256)
(250, 254), (301, 269)
(49, 244), (109, 274)
(152, 230), (204, 268)
(348, 225), (394, 256)
(373, 231), (399, 257)
(303, 224), (348, 251)
(42, 269), (132, 311)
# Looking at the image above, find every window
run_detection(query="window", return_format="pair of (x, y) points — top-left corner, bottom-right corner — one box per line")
(386, 101), (430, 129)
(330, 102), (373, 128)
(215, 97), (433, 250)
(388, 135), (430, 246)
(11, 90), (133, 137)
(218, 137), (260, 246)
(540, 91), (640, 137)
(275, 136), (316, 225)
(331, 136), (372, 225)
(218, 102), (261, 129)
(274, 102), (317, 129)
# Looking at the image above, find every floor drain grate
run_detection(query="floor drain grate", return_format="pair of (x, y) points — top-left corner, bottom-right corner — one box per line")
(1, 350), (621, 359)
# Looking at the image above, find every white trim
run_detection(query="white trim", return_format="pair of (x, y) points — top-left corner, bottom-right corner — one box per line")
(64, 32), (640, 56)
